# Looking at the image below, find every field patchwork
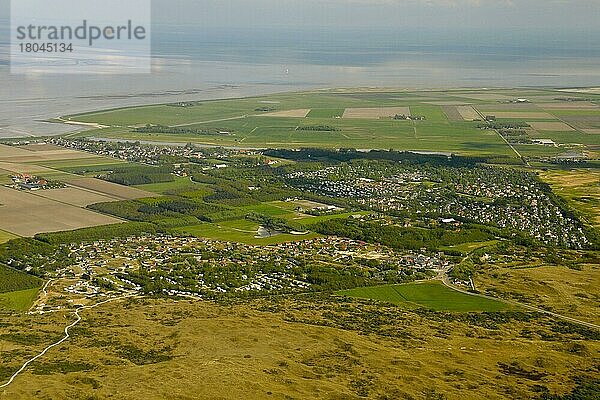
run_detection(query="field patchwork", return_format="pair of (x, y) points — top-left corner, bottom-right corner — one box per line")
(32, 187), (120, 207)
(455, 106), (481, 121)
(536, 102), (598, 110)
(342, 107), (410, 119)
(64, 177), (155, 200)
(0, 186), (123, 236)
(259, 109), (311, 118)
(485, 111), (557, 120)
(529, 121), (575, 131)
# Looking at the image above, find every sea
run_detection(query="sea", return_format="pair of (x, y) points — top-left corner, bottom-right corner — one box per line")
(1, 25), (599, 137)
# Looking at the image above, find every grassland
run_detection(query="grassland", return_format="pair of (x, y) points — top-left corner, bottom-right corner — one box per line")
(307, 108), (345, 118)
(337, 281), (509, 312)
(539, 169), (600, 227)
(133, 176), (201, 194)
(173, 221), (321, 245)
(439, 240), (500, 255)
(1, 296), (596, 399)
(476, 264), (600, 326)
(0, 264), (42, 294)
(0, 288), (39, 311)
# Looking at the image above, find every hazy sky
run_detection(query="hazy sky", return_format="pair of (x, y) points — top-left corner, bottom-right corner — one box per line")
(1, 0), (599, 31)
(149, 0), (600, 30)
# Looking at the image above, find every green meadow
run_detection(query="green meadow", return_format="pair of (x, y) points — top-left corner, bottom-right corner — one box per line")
(338, 281), (509, 312)
(172, 221), (321, 245)
(0, 288), (40, 311)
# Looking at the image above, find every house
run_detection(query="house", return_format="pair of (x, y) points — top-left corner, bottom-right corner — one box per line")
(532, 139), (556, 146)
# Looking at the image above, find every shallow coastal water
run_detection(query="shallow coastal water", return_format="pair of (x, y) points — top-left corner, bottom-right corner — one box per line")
(1, 27), (599, 138)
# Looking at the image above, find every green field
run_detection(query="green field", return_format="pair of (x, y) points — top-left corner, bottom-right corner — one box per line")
(338, 281), (509, 312)
(0, 287), (40, 311)
(0, 264), (42, 294)
(134, 176), (203, 194)
(172, 221), (321, 245)
(63, 89), (600, 157)
(307, 108), (345, 118)
(439, 240), (500, 255)
(65, 86), (600, 158)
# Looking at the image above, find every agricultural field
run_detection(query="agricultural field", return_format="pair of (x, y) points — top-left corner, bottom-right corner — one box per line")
(60, 88), (600, 160)
(260, 109), (311, 118)
(342, 107), (411, 119)
(0, 186), (123, 236)
(0, 143), (155, 236)
(528, 121), (575, 131)
(455, 105), (481, 121)
(64, 177), (155, 200)
(306, 108), (345, 118)
(337, 281), (509, 312)
(32, 187), (119, 207)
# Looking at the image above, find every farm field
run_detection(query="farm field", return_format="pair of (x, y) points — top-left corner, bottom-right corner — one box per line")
(32, 187), (119, 207)
(483, 111), (557, 120)
(306, 108), (344, 118)
(342, 107), (410, 119)
(455, 105), (481, 121)
(61, 88), (600, 159)
(0, 186), (123, 236)
(528, 121), (575, 131)
(337, 281), (509, 312)
(64, 177), (155, 200)
(260, 109), (310, 118)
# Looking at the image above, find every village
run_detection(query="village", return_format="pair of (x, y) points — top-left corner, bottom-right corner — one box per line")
(286, 162), (590, 249)
(24, 234), (448, 314)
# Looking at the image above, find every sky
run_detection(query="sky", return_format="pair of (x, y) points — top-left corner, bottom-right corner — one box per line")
(1, 0), (599, 32)
(149, 0), (600, 31)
